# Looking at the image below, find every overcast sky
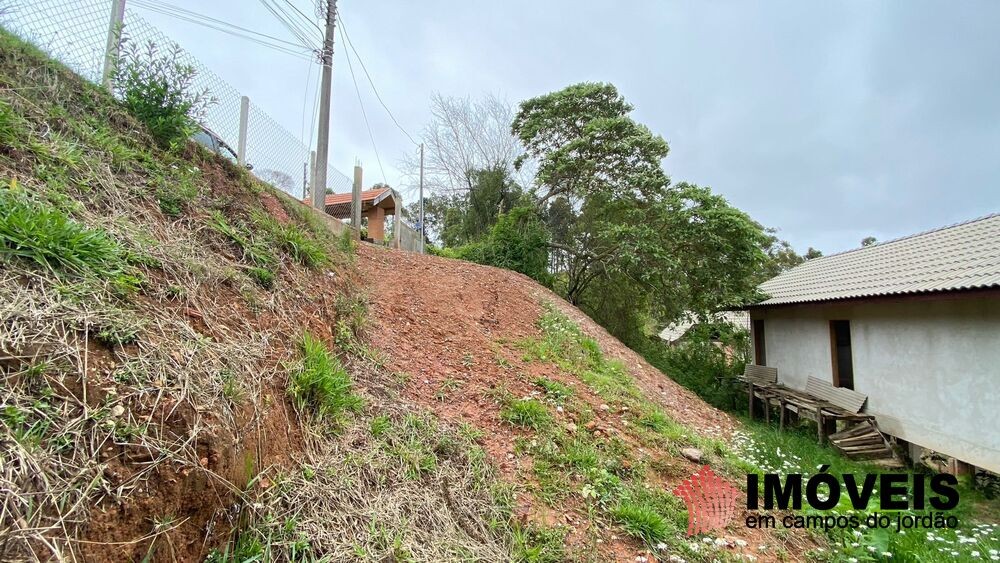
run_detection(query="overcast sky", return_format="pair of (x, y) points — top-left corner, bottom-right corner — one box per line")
(132, 0), (1000, 254)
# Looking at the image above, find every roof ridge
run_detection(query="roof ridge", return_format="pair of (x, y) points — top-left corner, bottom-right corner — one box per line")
(802, 211), (1000, 264)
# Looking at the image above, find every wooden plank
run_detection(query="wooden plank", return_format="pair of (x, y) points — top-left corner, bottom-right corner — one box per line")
(830, 423), (874, 441)
(834, 437), (884, 449)
(806, 376), (867, 413)
(848, 449), (895, 461)
(833, 426), (878, 440)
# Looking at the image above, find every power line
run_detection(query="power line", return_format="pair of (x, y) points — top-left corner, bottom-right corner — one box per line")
(130, 0), (313, 58)
(340, 26), (387, 185)
(338, 15), (418, 146)
(258, 0), (321, 51)
(299, 55), (315, 146)
(281, 0), (323, 35)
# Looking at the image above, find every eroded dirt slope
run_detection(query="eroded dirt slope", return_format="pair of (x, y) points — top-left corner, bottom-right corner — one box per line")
(357, 244), (815, 561)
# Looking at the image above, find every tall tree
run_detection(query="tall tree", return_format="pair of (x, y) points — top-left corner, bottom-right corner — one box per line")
(512, 83), (769, 342)
(513, 83), (670, 208)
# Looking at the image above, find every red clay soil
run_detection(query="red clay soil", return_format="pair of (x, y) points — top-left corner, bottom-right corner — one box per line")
(357, 244), (816, 562)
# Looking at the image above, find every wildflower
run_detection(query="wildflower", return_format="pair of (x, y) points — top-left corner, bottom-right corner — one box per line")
(882, 552), (892, 558)
(972, 552), (980, 558)
(868, 546), (877, 553)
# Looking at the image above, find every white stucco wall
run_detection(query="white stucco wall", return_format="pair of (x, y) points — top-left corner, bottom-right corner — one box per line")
(751, 296), (1000, 473)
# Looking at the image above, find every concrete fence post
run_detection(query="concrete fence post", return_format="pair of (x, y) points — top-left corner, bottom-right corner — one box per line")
(308, 151), (316, 201)
(101, 0), (126, 92)
(237, 96), (249, 167)
(352, 164), (363, 239)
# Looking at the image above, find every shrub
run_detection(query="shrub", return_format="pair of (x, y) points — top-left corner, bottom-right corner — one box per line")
(288, 332), (362, 418)
(451, 207), (552, 286)
(642, 322), (750, 410)
(501, 398), (551, 429)
(113, 37), (213, 148)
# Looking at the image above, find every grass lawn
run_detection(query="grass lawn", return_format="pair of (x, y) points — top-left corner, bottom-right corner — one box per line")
(733, 416), (1000, 562)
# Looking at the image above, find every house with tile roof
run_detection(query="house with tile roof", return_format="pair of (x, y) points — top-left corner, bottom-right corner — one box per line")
(746, 213), (1000, 473)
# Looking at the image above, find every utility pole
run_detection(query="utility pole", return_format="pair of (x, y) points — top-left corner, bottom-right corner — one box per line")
(312, 0), (338, 210)
(419, 143), (425, 254)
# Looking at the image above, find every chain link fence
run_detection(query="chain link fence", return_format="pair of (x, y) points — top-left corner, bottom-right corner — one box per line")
(2, 0), (353, 198)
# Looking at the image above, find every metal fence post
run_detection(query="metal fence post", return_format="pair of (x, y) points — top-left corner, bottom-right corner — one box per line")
(101, 0), (126, 91)
(237, 96), (249, 167)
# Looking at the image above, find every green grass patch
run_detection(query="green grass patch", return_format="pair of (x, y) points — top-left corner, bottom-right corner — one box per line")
(533, 377), (574, 403)
(0, 184), (136, 290)
(209, 210), (276, 267)
(609, 503), (669, 545)
(252, 209), (328, 268)
(288, 332), (362, 419)
(501, 398), (551, 429)
(247, 266), (275, 289)
(512, 523), (567, 563)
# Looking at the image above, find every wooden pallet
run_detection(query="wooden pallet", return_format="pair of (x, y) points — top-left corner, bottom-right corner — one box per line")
(829, 420), (902, 465)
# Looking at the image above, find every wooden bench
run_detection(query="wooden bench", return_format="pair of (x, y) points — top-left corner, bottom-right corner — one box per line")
(774, 377), (871, 443)
(737, 365), (778, 421)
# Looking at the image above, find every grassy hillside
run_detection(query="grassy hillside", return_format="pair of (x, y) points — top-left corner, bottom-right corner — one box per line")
(0, 29), (520, 561)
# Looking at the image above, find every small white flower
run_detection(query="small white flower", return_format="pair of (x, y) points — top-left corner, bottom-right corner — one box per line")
(971, 552), (980, 558)
(882, 553), (892, 558)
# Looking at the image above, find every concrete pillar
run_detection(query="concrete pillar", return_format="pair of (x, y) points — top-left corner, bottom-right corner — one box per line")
(367, 207), (386, 242)
(237, 96), (249, 167)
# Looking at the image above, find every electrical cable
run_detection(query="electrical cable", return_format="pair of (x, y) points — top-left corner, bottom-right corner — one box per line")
(340, 26), (387, 185)
(132, 0), (309, 51)
(338, 15), (418, 146)
(131, 0), (314, 59)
